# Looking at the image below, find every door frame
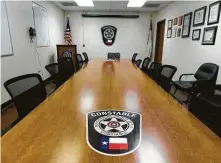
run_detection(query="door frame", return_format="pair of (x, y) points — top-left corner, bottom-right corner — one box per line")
(154, 19), (166, 63)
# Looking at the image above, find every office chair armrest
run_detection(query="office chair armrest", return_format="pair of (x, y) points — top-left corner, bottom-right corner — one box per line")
(179, 74), (195, 81)
(192, 79), (210, 92)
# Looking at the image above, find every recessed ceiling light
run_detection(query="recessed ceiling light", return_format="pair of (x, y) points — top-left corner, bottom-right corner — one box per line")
(127, 0), (147, 7)
(75, 0), (94, 7)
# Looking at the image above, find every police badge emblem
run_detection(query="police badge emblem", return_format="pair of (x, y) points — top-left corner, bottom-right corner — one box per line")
(101, 25), (117, 46)
(86, 110), (141, 156)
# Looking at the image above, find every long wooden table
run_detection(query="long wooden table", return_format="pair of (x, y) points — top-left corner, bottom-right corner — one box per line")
(2, 60), (221, 163)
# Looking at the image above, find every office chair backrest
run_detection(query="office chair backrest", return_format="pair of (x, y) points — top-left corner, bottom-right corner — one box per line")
(141, 57), (151, 73)
(195, 63), (219, 81)
(82, 52), (89, 63)
(158, 65), (177, 92)
(132, 53), (138, 63)
(160, 65), (177, 79)
(58, 57), (75, 79)
(195, 63), (219, 94)
(115, 53), (120, 60)
(4, 74), (46, 118)
(136, 59), (142, 68)
(76, 54), (84, 69)
(108, 52), (120, 60)
(148, 62), (162, 81)
(45, 63), (59, 76)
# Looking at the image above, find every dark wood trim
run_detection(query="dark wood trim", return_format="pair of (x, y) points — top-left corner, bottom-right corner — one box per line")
(154, 19), (166, 63)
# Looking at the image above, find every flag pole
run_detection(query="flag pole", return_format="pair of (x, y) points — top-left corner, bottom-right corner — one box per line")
(147, 13), (153, 60)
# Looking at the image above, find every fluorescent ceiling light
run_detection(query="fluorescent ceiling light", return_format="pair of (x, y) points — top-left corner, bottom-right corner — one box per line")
(75, 0), (94, 7)
(127, 0), (147, 7)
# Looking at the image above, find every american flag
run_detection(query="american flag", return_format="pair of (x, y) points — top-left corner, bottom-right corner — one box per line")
(65, 17), (72, 45)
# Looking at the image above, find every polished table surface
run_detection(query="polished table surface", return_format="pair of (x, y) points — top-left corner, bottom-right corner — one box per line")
(2, 60), (221, 163)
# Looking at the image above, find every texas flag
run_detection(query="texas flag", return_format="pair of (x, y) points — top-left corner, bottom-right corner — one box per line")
(100, 137), (128, 150)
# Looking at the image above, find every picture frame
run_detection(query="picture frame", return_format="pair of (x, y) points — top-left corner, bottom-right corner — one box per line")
(167, 29), (172, 38)
(172, 27), (177, 38)
(178, 16), (183, 26)
(182, 12), (192, 38)
(177, 28), (181, 37)
(192, 29), (201, 40)
(168, 19), (173, 29)
(173, 17), (178, 25)
(207, 1), (221, 25)
(193, 6), (207, 26)
(202, 26), (218, 45)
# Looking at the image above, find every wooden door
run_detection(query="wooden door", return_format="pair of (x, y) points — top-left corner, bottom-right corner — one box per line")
(154, 20), (165, 63)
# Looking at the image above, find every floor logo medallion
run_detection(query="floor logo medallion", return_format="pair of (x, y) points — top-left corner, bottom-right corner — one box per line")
(86, 110), (141, 156)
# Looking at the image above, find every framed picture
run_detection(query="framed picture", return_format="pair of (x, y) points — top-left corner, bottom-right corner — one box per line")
(208, 1), (221, 25)
(178, 16), (183, 26)
(177, 28), (181, 37)
(173, 17), (178, 25)
(167, 29), (172, 38)
(182, 12), (192, 38)
(193, 6), (207, 26)
(192, 29), (201, 40)
(202, 26), (218, 45)
(168, 19), (173, 29)
(172, 27), (177, 38)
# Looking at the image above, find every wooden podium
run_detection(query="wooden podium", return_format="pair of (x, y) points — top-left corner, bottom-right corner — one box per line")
(57, 45), (77, 71)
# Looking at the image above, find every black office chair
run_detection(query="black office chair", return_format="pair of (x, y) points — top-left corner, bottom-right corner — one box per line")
(148, 62), (162, 81)
(135, 59), (142, 68)
(76, 54), (84, 70)
(45, 63), (62, 87)
(172, 63), (219, 103)
(58, 57), (75, 82)
(158, 65), (177, 92)
(132, 53), (138, 64)
(82, 52), (89, 64)
(189, 85), (221, 138)
(107, 52), (120, 60)
(115, 53), (120, 60)
(4, 74), (47, 121)
(141, 57), (151, 74)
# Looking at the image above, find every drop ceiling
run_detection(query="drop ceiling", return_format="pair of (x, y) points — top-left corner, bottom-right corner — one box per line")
(54, 0), (171, 12)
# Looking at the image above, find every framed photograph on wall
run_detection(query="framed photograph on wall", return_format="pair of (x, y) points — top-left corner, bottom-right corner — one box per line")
(193, 6), (207, 26)
(208, 1), (221, 25)
(192, 29), (201, 40)
(177, 28), (181, 37)
(178, 16), (183, 26)
(182, 12), (192, 38)
(173, 17), (178, 25)
(167, 29), (172, 38)
(202, 26), (218, 45)
(172, 27), (177, 38)
(168, 19), (173, 29)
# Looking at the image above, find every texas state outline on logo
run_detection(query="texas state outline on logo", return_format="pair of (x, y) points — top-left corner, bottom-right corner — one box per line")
(86, 110), (142, 156)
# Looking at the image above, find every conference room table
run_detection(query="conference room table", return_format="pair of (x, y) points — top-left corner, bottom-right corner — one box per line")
(2, 60), (221, 163)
